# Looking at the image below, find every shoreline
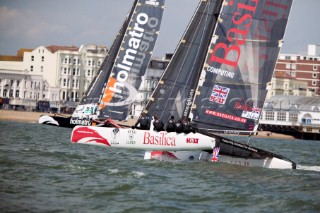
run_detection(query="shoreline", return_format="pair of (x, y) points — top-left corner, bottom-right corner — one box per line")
(0, 109), (295, 140)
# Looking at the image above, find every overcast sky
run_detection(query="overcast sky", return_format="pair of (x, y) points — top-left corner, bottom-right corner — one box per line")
(0, 0), (319, 57)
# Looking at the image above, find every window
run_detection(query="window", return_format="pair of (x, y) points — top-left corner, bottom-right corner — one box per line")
(291, 71), (296, 77)
(3, 89), (7, 97)
(98, 61), (101, 67)
(41, 66), (43, 72)
(313, 65), (318, 71)
(289, 113), (298, 122)
(73, 58), (77, 65)
(17, 80), (20, 87)
(30, 66), (33, 71)
(31, 81), (33, 88)
(9, 90), (13, 97)
(64, 58), (68, 64)
(313, 73), (317, 78)
(31, 56), (34, 61)
(312, 81), (317, 86)
(15, 90), (19, 97)
(88, 70), (91, 76)
(77, 68), (79, 76)
(72, 79), (75, 88)
(265, 111), (274, 120)
(63, 67), (67, 74)
(68, 68), (71, 75)
(277, 112), (287, 121)
(63, 79), (66, 87)
(88, 60), (91, 66)
(42, 56), (44, 62)
(92, 60), (95, 66)
(73, 68), (76, 75)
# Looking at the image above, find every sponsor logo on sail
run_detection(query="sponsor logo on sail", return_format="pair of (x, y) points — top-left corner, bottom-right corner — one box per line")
(143, 132), (176, 146)
(209, 85), (230, 104)
(146, 0), (159, 6)
(100, 7), (161, 109)
(206, 0), (259, 79)
(234, 101), (261, 120)
(205, 109), (247, 123)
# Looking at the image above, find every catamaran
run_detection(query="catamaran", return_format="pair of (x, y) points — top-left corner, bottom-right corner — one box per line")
(39, 0), (165, 127)
(71, 0), (296, 169)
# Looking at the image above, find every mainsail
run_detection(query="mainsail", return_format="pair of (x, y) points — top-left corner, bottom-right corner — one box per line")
(70, 0), (138, 125)
(144, 0), (223, 123)
(191, 0), (293, 134)
(98, 0), (165, 121)
(70, 0), (165, 124)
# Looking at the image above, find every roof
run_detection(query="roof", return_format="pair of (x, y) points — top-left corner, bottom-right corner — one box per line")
(46, 45), (79, 53)
(265, 95), (320, 111)
(0, 48), (33, 61)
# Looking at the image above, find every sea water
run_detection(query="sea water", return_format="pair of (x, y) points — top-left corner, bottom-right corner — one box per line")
(0, 121), (320, 212)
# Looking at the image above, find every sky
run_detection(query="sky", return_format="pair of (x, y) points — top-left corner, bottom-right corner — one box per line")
(0, 0), (319, 57)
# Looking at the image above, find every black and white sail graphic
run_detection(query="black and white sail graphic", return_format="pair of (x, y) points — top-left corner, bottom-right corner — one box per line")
(70, 0), (138, 125)
(144, 0), (223, 123)
(191, 0), (293, 134)
(98, 0), (165, 121)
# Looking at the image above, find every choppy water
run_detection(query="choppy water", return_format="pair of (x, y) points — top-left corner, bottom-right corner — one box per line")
(0, 121), (320, 213)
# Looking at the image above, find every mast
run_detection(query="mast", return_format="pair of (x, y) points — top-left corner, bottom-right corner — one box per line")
(144, 0), (223, 123)
(191, 0), (293, 134)
(98, 0), (166, 121)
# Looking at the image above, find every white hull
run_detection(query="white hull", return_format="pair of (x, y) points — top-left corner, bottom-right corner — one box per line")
(38, 115), (59, 126)
(71, 126), (216, 151)
(144, 151), (295, 169)
(71, 126), (296, 169)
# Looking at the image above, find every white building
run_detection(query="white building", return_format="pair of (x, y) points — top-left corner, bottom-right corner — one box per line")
(0, 44), (108, 112)
(259, 95), (320, 139)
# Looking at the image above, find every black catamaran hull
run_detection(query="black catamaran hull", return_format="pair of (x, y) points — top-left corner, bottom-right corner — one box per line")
(39, 114), (76, 128)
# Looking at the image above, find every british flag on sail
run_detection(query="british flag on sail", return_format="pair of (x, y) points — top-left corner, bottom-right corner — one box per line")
(210, 85), (230, 104)
(211, 147), (220, 162)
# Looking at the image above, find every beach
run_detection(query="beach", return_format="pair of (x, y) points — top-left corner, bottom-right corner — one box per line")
(0, 109), (294, 139)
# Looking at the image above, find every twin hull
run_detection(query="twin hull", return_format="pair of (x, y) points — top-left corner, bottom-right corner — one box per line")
(71, 126), (295, 169)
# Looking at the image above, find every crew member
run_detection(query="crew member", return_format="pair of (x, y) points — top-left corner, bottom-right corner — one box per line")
(175, 119), (183, 133)
(166, 116), (176, 132)
(134, 112), (150, 130)
(153, 115), (164, 131)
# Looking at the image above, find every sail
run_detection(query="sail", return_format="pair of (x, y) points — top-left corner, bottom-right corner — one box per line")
(70, 0), (138, 125)
(98, 0), (165, 121)
(191, 0), (293, 134)
(144, 0), (223, 123)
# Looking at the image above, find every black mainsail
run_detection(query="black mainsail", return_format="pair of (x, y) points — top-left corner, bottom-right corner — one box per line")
(70, 1), (138, 125)
(190, 0), (293, 134)
(98, 0), (165, 121)
(144, 0), (223, 123)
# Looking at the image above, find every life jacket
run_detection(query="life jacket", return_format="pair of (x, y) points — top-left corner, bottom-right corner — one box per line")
(175, 121), (183, 133)
(166, 119), (175, 132)
(182, 120), (191, 133)
(153, 119), (164, 131)
(138, 116), (150, 129)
